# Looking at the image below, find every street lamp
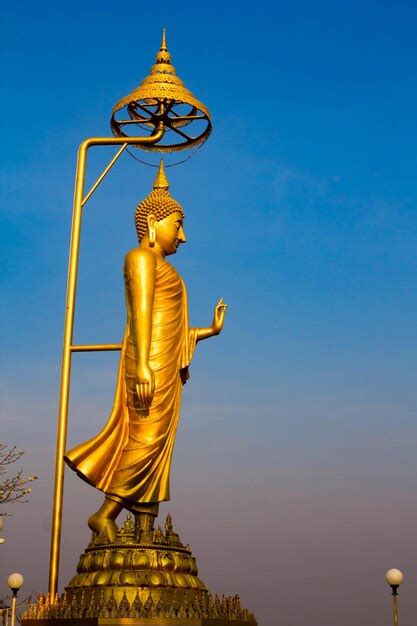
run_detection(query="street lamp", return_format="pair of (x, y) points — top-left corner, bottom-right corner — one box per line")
(386, 568), (404, 626)
(7, 573), (24, 626)
(0, 517), (4, 544)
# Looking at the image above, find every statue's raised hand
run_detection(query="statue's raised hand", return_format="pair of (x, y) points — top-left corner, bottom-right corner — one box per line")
(135, 363), (155, 411)
(211, 298), (228, 335)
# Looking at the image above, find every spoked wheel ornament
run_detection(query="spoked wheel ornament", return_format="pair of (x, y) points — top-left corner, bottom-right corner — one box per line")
(111, 30), (212, 153)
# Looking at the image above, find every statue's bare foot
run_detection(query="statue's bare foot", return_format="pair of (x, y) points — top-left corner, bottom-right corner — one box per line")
(88, 513), (118, 543)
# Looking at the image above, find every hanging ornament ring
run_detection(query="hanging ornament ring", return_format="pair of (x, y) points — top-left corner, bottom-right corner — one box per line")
(111, 98), (212, 152)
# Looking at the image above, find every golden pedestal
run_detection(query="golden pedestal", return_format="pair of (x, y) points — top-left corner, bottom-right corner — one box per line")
(22, 515), (257, 625)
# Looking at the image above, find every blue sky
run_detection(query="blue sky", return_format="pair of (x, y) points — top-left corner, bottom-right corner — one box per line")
(1, 2), (417, 625)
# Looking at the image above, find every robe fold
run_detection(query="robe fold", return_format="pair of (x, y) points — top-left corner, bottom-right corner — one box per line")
(64, 257), (197, 507)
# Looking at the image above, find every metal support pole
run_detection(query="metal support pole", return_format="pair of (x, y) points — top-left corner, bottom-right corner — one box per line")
(48, 125), (165, 600)
(392, 592), (399, 626)
(10, 598), (16, 626)
(71, 344), (122, 352)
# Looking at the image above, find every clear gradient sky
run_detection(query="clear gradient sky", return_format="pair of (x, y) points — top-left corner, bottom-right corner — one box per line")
(1, 2), (417, 625)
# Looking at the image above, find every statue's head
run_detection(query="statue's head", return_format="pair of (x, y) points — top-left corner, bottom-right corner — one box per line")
(135, 161), (186, 255)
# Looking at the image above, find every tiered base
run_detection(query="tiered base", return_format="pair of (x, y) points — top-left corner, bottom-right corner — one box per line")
(22, 514), (257, 626)
(22, 617), (257, 626)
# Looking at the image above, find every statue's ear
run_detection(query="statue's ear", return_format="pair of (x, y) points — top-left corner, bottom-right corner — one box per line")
(147, 212), (156, 228)
(147, 213), (156, 247)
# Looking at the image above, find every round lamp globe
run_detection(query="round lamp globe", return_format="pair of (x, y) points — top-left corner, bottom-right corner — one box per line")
(7, 573), (24, 591)
(386, 569), (404, 587)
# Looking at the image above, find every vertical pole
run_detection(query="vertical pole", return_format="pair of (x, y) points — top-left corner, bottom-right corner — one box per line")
(392, 594), (399, 626)
(47, 128), (164, 600)
(48, 142), (89, 600)
(10, 598), (16, 626)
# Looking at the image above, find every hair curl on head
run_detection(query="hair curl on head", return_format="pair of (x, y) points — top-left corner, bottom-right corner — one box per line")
(135, 189), (184, 242)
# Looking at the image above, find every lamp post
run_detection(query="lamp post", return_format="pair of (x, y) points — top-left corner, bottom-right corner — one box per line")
(0, 517), (4, 544)
(386, 568), (404, 626)
(7, 574), (24, 626)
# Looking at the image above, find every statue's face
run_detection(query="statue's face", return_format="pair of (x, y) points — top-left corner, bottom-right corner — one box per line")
(154, 210), (186, 255)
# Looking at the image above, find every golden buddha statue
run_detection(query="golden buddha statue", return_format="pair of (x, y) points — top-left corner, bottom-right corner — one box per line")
(64, 161), (227, 542)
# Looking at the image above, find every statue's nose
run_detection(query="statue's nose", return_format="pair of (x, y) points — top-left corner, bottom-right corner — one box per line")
(178, 227), (186, 243)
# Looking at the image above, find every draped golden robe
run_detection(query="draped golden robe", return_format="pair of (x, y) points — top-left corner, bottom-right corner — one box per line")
(65, 256), (197, 508)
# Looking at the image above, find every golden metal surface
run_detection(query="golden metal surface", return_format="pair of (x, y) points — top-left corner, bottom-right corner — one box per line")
(82, 144), (128, 207)
(49, 127), (165, 601)
(64, 163), (226, 521)
(71, 345), (122, 353)
(111, 31), (212, 152)
(25, 513), (256, 623)
(23, 609), (257, 626)
(66, 513), (205, 603)
(47, 33), (257, 626)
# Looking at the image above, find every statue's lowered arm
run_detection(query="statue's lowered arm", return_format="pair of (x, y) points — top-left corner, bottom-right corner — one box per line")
(124, 248), (157, 410)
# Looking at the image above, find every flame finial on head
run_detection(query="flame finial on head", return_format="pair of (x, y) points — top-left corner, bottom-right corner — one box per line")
(153, 160), (169, 190)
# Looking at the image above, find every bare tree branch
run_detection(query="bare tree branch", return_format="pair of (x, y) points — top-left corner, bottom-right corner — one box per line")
(0, 444), (37, 512)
